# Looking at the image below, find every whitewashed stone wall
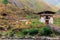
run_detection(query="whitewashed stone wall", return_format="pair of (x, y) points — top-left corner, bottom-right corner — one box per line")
(49, 17), (53, 24)
(39, 16), (53, 24)
(39, 17), (45, 23)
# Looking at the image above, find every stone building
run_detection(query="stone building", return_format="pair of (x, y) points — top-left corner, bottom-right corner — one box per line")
(38, 11), (55, 24)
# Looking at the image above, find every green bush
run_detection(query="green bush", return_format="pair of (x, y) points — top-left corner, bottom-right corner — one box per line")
(29, 28), (38, 36)
(16, 32), (25, 37)
(16, 29), (28, 37)
(39, 26), (52, 36)
(0, 32), (2, 37)
(21, 29), (28, 35)
(5, 31), (9, 36)
(3, 0), (8, 5)
(9, 31), (15, 37)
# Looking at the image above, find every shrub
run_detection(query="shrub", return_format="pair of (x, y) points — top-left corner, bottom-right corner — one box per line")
(0, 32), (2, 37)
(16, 31), (25, 37)
(16, 29), (28, 37)
(39, 26), (52, 36)
(21, 29), (28, 35)
(9, 31), (15, 37)
(29, 28), (38, 36)
(3, 0), (8, 5)
(5, 31), (9, 36)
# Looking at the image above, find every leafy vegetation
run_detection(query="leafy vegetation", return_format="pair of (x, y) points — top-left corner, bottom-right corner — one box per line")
(0, 32), (2, 37)
(21, 29), (28, 35)
(0, 0), (59, 38)
(39, 26), (52, 36)
(29, 28), (38, 36)
(9, 31), (15, 37)
(3, 0), (8, 5)
(54, 18), (60, 26)
(16, 31), (25, 37)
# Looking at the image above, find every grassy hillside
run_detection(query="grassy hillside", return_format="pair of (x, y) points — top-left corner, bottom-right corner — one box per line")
(35, 0), (58, 12)
(0, 0), (3, 4)
(8, 0), (58, 13)
(0, 0), (59, 27)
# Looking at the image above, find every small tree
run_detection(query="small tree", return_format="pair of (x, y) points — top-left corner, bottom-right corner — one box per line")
(3, 0), (8, 12)
(3, 0), (8, 5)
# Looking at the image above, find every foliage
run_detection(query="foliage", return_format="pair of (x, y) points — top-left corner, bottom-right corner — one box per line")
(16, 29), (28, 37)
(0, 0), (59, 37)
(16, 28), (38, 36)
(5, 31), (9, 36)
(3, 0), (8, 5)
(0, 32), (2, 37)
(30, 19), (46, 27)
(26, 15), (32, 19)
(9, 31), (15, 37)
(29, 28), (38, 36)
(39, 26), (52, 36)
(54, 18), (60, 26)
(16, 31), (25, 37)
(21, 29), (28, 35)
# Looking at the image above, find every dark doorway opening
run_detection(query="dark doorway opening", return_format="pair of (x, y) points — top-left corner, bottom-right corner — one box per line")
(45, 16), (50, 19)
(45, 20), (49, 24)
(45, 16), (50, 24)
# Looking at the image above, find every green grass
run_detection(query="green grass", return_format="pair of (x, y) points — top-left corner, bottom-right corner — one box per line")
(26, 15), (40, 19)
(0, 0), (3, 4)
(54, 18), (60, 26)
(16, 32), (25, 37)
(54, 18), (60, 24)
(24, 19), (46, 28)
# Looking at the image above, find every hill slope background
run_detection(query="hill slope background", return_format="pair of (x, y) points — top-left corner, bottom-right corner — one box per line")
(0, 0), (59, 31)
(8, 0), (59, 13)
